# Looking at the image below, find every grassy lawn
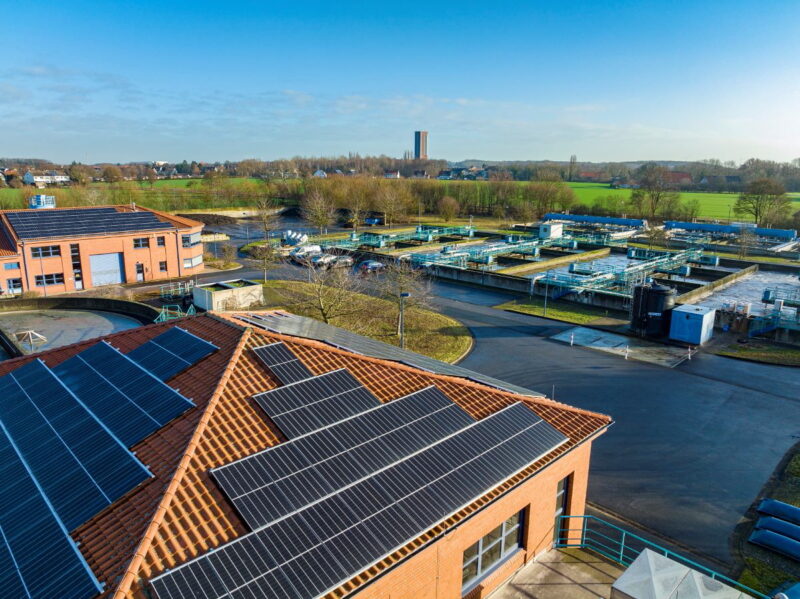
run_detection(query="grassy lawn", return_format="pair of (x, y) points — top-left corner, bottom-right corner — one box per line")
(714, 339), (800, 367)
(259, 279), (472, 363)
(496, 296), (626, 325)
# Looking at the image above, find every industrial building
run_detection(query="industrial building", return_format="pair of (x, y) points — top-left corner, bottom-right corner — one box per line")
(0, 204), (204, 295)
(0, 310), (612, 599)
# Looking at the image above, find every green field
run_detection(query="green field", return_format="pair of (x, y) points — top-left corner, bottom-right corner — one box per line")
(566, 182), (800, 221)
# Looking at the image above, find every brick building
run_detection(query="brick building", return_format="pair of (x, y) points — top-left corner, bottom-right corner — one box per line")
(0, 205), (203, 295)
(0, 311), (611, 599)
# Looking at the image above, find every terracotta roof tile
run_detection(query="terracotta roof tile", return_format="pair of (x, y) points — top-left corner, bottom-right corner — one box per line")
(0, 312), (610, 599)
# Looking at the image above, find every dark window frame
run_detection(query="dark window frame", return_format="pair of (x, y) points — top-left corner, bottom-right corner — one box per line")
(6, 278), (22, 293)
(156, 236), (166, 247)
(34, 273), (65, 286)
(133, 237), (150, 249)
(31, 245), (61, 258)
(462, 510), (525, 592)
(159, 261), (168, 272)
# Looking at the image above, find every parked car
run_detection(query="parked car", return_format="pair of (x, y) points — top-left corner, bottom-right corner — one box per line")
(311, 254), (337, 268)
(331, 255), (354, 268)
(289, 244), (323, 264)
(358, 260), (385, 274)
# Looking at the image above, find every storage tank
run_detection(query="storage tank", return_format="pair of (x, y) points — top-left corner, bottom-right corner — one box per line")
(630, 283), (677, 337)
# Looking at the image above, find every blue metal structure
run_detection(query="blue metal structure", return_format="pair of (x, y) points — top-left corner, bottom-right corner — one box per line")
(665, 221), (797, 240)
(555, 515), (768, 598)
(544, 213), (647, 229)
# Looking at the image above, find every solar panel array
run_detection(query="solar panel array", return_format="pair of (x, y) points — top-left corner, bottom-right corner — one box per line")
(213, 386), (474, 528)
(0, 423), (103, 599)
(127, 327), (218, 381)
(150, 400), (568, 599)
(0, 324), (212, 598)
(252, 342), (312, 384)
(54, 341), (196, 447)
(253, 369), (381, 438)
(0, 359), (152, 531)
(235, 312), (543, 397)
(6, 207), (174, 240)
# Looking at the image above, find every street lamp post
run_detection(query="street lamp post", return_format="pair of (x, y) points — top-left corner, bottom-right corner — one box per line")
(399, 292), (410, 349)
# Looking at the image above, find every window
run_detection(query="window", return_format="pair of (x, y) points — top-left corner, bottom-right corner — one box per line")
(6, 278), (22, 294)
(182, 232), (201, 248)
(4, 262), (20, 270)
(133, 237), (150, 249)
(183, 254), (203, 269)
(462, 510), (524, 591)
(31, 245), (60, 258)
(554, 475), (571, 544)
(159, 261), (168, 272)
(157, 236), (166, 247)
(35, 273), (65, 286)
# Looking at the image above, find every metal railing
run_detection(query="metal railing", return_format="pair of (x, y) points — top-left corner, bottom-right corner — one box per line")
(555, 515), (769, 599)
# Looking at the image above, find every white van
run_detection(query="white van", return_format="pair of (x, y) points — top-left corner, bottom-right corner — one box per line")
(289, 244), (323, 264)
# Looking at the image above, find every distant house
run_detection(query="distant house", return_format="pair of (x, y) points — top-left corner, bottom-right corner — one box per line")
(312, 169), (327, 178)
(437, 170), (452, 180)
(662, 171), (693, 186)
(383, 170), (401, 179)
(412, 170), (429, 179)
(725, 175), (742, 185)
(22, 170), (70, 186)
(578, 171), (609, 182)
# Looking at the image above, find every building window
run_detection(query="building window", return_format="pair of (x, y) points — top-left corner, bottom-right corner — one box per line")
(554, 475), (571, 544)
(31, 245), (60, 258)
(35, 273), (65, 286)
(183, 255), (203, 269)
(462, 510), (524, 591)
(182, 232), (201, 248)
(133, 237), (150, 249)
(4, 262), (20, 270)
(6, 278), (22, 294)
(159, 261), (168, 272)
(157, 236), (166, 247)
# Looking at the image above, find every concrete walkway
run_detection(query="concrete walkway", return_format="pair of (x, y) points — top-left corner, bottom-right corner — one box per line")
(551, 326), (693, 368)
(490, 549), (623, 599)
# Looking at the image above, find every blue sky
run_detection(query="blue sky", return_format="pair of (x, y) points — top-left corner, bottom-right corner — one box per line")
(2, 1), (799, 164)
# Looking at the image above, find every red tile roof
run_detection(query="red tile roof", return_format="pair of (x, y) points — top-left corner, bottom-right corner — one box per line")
(0, 312), (611, 599)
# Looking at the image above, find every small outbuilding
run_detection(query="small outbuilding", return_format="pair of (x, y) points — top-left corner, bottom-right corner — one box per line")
(669, 304), (716, 345)
(192, 279), (263, 311)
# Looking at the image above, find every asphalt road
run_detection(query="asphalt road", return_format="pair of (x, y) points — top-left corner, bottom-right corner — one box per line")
(429, 287), (800, 565)
(182, 261), (800, 565)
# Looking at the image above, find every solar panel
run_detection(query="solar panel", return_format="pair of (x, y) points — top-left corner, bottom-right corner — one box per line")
(253, 369), (381, 438)
(235, 312), (543, 397)
(0, 359), (152, 530)
(0, 424), (103, 599)
(6, 207), (174, 240)
(252, 342), (313, 384)
(149, 403), (568, 599)
(127, 327), (218, 381)
(212, 386), (474, 528)
(54, 341), (196, 447)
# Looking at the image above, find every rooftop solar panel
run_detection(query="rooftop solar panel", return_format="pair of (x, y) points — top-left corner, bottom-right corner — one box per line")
(54, 341), (196, 447)
(6, 207), (175, 240)
(0, 424), (103, 599)
(0, 359), (152, 530)
(213, 386), (474, 528)
(149, 403), (568, 599)
(252, 342), (313, 384)
(236, 312), (543, 397)
(127, 327), (218, 381)
(253, 369), (381, 438)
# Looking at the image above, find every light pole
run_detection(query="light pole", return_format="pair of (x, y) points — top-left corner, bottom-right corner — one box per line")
(399, 292), (410, 349)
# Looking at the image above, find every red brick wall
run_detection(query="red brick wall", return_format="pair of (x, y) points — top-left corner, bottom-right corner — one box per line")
(352, 440), (594, 599)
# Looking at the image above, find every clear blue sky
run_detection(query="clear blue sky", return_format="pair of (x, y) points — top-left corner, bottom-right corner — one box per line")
(2, 0), (799, 164)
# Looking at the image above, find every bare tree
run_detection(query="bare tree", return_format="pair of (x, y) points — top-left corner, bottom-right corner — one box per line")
(636, 164), (680, 220)
(295, 266), (369, 326)
(437, 196), (459, 222)
(377, 262), (433, 336)
(567, 154), (578, 182)
(101, 165), (123, 183)
(254, 184), (280, 240)
(301, 186), (335, 234)
(251, 243), (281, 281)
(734, 178), (790, 226)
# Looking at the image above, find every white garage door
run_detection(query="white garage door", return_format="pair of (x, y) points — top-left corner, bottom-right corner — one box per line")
(90, 253), (125, 286)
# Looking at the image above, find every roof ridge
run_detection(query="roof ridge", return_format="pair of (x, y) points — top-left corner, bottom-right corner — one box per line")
(230, 313), (611, 425)
(111, 326), (251, 599)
